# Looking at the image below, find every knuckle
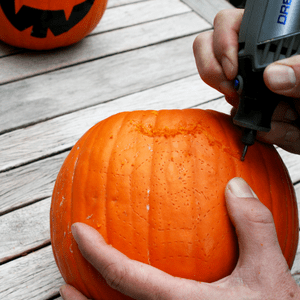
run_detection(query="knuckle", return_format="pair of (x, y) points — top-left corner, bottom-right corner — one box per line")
(200, 63), (222, 84)
(102, 262), (128, 291)
(246, 202), (274, 225)
(193, 31), (212, 54)
(214, 9), (236, 27)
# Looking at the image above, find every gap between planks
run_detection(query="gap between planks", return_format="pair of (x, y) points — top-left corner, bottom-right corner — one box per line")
(0, 0), (195, 77)
(1, 94), (299, 264)
(0, 35), (203, 172)
(0, 0), (152, 58)
(181, 0), (235, 25)
(1, 99), (300, 297)
(0, 17), (211, 135)
(0, 74), (223, 213)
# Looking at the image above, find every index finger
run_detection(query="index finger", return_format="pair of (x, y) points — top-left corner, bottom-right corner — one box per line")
(71, 223), (204, 300)
(213, 9), (244, 80)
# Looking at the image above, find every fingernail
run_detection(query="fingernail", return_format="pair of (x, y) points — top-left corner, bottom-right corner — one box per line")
(59, 285), (66, 299)
(227, 178), (258, 199)
(222, 56), (235, 80)
(266, 65), (296, 90)
(71, 223), (79, 242)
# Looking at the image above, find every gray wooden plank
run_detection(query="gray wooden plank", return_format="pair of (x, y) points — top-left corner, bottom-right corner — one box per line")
(95, 0), (191, 34)
(295, 184), (300, 231)
(0, 246), (64, 300)
(276, 148), (300, 184)
(0, 35), (200, 172)
(0, 0), (191, 84)
(181, 0), (235, 25)
(0, 235), (299, 300)
(0, 0), (149, 58)
(3, 70), (298, 214)
(107, 0), (149, 8)
(3, 96), (299, 265)
(0, 11), (204, 86)
(0, 74), (222, 214)
(0, 96), (226, 265)
(0, 72), (222, 173)
(1, 99), (299, 297)
(0, 152), (67, 215)
(0, 173), (299, 299)
(0, 40), (24, 59)
(0, 14), (210, 135)
(0, 198), (51, 263)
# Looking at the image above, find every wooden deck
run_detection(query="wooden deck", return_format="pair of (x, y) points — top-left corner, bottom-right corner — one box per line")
(1, 0), (300, 299)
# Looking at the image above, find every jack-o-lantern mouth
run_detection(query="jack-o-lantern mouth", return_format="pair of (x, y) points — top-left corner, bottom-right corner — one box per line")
(0, 0), (95, 38)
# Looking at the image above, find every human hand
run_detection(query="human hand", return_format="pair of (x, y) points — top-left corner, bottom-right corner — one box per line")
(59, 177), (300, 300)
(193, 9), (300, 154)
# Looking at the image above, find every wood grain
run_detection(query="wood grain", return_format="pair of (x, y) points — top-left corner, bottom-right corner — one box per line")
(1, 95), (299, 266)
(0, 246), (64, 300)
(0, 34), (204, 171)
(0, 75), (222, 209)
(181, 0), (235, 25)
(0, 198), (51, 263)
(0, 0), (196, 85)
(1, 0), (299, 299)
(0, 16), (210, 134)
(0, 185), (299, 299)
(96, 0), (192, 34)
(0, 0), (150, 58)
(0, 13), (207, 86)
(0, 94), (227, 264)
(277, 148), (300, 183)
(107, 0), (149, 9)
(0, 152), (67, 215)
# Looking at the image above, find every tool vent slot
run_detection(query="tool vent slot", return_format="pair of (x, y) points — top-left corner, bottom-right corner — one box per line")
(258, 34), (300, 65)
(239, 42), (245, 52)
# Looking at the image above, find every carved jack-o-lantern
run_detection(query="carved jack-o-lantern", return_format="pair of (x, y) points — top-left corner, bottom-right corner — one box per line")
(0, 0), (108, 50)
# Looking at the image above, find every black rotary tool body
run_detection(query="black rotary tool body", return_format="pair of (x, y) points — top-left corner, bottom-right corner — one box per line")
(233, 0), (300, 160)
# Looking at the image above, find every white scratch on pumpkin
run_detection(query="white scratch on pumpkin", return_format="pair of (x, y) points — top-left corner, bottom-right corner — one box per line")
(60, 196), (65, 206)
(86, 214), (93, 220)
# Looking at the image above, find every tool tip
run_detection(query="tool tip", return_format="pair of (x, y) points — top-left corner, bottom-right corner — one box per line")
(241, 145), (248, 161)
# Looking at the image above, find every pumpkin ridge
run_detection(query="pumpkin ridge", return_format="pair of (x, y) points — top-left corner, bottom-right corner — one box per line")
(72, 123), (110, 299)
(147, 111), (161, 267)
(105, 112), (129, 246)
(51, 109), (298, 299)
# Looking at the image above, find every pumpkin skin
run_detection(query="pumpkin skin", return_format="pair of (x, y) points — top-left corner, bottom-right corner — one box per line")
(50, 109), (298, 300)
(0, 0), (107, 50)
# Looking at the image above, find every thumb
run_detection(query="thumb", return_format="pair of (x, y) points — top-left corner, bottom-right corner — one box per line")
(225, 177), (288, 269)
(264, 56), (300, 98)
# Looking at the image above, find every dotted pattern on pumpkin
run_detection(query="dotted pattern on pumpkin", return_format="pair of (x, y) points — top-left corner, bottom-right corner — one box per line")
(50, 109), (298, 300)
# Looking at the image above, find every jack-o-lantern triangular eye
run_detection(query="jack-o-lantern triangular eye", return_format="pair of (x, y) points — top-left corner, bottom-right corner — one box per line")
(0, 0), (108, 49)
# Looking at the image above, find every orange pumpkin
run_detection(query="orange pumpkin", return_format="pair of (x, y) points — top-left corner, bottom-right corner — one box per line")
(50, 109), (298, 300)
(0, 0), (107, 50)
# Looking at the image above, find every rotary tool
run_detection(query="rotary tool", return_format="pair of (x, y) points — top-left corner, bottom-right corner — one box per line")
(233, 0), (300, 161)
